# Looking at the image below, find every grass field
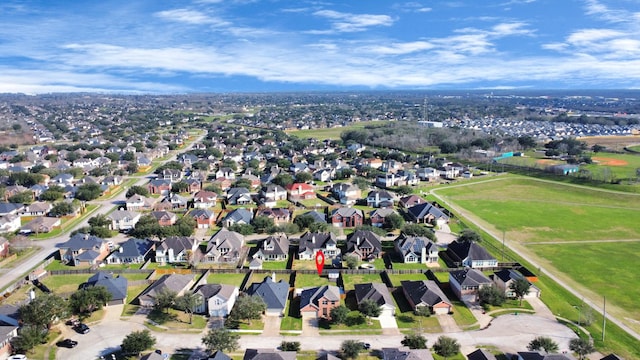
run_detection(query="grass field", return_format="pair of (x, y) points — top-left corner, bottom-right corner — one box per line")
(206, 272), (248, 287)
(341, 273), (383, 290)
(436, 177), (640, 242)
(286, 121), (387, 140)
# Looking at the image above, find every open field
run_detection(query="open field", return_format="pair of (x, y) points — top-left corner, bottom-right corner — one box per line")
(286, 121), (387, 140)
(579, 135), (640, 151)
(434, 176), (640, 345)
(436, 177), (640, 242)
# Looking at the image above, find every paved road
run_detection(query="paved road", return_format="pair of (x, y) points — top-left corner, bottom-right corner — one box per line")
(430, 176), (640, 343)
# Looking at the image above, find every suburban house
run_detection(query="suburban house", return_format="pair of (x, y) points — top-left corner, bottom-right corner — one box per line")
(297, 232), (340, 260)
(151, 210), (178, 226)
(330, 183), (361, 205)
(299, 285), (341, 320)
(286, 183), (316, 202)
(243, 349), (296, 360)
(0, 305), (19, 359)
(330, 207), (364, 228)
(298, 210), (326, 224)
(416, 167), (440, 181)
(215, 167), (236, 180)
(259, 184), (287, 207)
(193, 283), (239, 317)
(156, 193), (188, 210)
(256, 207), (291, 225)
(107, 210), (141, 231)
(366, 190), (395, 208)
(104, 238), (155, 265)
(253, 234), (289, 262)
(58, 233), (109, 266)
(226, 187), (252, 205)
(407, 202), (449, 225)
(126, 194), (157, 211)
(395, 235), (439, 264)
(492, 269), (540, 299)
(354, 282), (396, 316)
(155, 236), (198, 264)
(449, 268), (492, 302)
(369, 208), (397, 228)
(147, 179), (172, 195)
(381, 347), (433, 360)
(188, 209), (216, 229)
(161, 168), (183, 182)
(221, 208), (253, 228)
(245, 276), (289, 316)
(0, 214), (20, 234)
(201, 227), (245, 264)
(208, 351), (232, 360)
(0, 238), (8, 258)
(137, 274), (195, 307)
(0, 203), (24, 216)
(345, 230), (382, 261)
(83, 272), (128, 305)
(467, 349), (498, 360)
(20, 201), (52, 216)
(193, 190), (218, 208)
(446, 241), (498, 269)
(516, 352), (576, 360)
(399, 195), (427, 209)
(401, 280), (452, 315)
(19, 216), (61, 234)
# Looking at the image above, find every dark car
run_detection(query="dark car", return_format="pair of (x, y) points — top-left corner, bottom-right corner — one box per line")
(360, 342), (371, 350)
(74, 323), (90, 334)
(56, 339), (78, 348)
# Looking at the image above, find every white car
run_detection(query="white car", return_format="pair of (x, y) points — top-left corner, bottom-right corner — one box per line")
(9, 355), (27, 360)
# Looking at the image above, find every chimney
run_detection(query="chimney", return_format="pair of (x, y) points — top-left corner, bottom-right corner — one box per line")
(272, 272), (276, 282)
(311, 235), (316, 244)
(29, 289), (36, 301)
(356, 236), (361, 246)
(119, 247), (124, 253)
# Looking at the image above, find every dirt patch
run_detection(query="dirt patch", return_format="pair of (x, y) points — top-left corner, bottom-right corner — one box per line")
(592, 156), (629, 166)
(535, 159), (561, 165)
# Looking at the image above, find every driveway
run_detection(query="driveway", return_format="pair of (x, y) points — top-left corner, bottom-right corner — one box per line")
(301, 312), (319, 336)
(376, 315), (400, 335)
(436, 313), (461, 333)
(262, 315), (282, 336)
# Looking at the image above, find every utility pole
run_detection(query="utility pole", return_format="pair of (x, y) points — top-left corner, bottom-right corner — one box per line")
(502, 230), (506, 261)
(602, 296), (606, 341)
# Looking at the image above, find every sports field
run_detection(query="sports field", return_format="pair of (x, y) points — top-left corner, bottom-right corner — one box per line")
(434, 177), (640, 330)
(286, 121), (386, 140)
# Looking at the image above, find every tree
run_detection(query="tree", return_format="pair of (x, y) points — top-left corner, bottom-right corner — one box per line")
(252, 216), (275, 233)
(228, 223), (254, 235)
(401, 333), (427, 349)
(591, 144), (605, 153)
(384, 213), (405, 230)
(457, 229), (481, 243)
(9, 191), (34, 204)
(75, 183), (103, 201)
(175, 292), (202, 324)
(19, 293), (69, 329)
(122, 151), (135, 161)
(121, 330), (156, 356)
(401, 224), (436, 240)
(569, 338), (595, 360)
(280, 341), (301, 352)
(527, 336), (559, 353)
(69, 286), (112, 316)
(433, 335), (460, 359)
(49, 202), (75, 217)
(11, 325), (47, 354)
(293, 214), (315, 230)
(510, 278), (532, 306)
(340, 340), (362, 359)
(202, 328), (240, 353)
(478, 285), (506, 308)
(414, 306), (432, 317)
(40, 188), (64, 201)
(395, 185), (413, 196)
(230, 295), (266, 325)
(126, 185), (149, 198)
(272, 173), (293, 187)
(358, 299), (382, 318)
(294, 172), (312, 183)
(344, 254), (359, 269)
(309, 222), (329, 233)
(88, 214), (111, 228)
(330, 304), (349, 325)
(154, 289), (177, 314)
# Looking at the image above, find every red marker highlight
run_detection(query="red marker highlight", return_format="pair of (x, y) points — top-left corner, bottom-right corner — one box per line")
(315, 251), (325, 275)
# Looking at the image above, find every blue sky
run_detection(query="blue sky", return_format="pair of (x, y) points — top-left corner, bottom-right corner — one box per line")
(0, 0), (639, 93)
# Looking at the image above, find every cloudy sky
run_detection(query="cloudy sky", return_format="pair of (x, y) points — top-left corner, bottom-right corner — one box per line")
(0, 0), (639, 93)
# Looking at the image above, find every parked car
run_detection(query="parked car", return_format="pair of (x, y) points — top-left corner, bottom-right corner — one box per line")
(8, 355), (27, 360)
(74, 323), (90, 334)
(360, 342), (371, 350)
(56, 339), (78, 348)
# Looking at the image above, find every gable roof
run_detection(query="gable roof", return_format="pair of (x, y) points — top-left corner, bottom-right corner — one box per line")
(209, 350), (233, 360)
(300, 285), (340, 310)
(223, 208), (253, 224)
(493, 268), (525, 283)
(401, 280), (451, 308)
(85, 271), (128, 301)
(138, 274), (194, 303)
(243, 349), (297, 360)
(354, 282), (394, 308)
(331, 207), (363, 218)
(298, 232), (337, 253)
(110, 238), (154, 259)
(467, 349), (497, 360)
(396, 235), (437, 258)
(256, 235), (290, 257)
(407, 202), (449, 221)
(158, 236), (196, 253)
(382, 347), (433, 360)
(60, 233), (104, 251)
(246, 276), (289, 312)
(300, 210), (326, 223)
(447, 241), (496, 263)
(346, 230), (381, 253)
(194, 284), (237, 301)
(517, 352), (576, 360)
(450, 268), (492, 287)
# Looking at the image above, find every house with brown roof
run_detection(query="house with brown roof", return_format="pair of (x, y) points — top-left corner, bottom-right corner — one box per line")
(401, 280), (452, 315)
(256, 207), (291, 225)
(201, 227), (245, 264)
(253, 234), (289, 262)
(299, 285), (341, 320)
(188, 209), (216, 228)
(193, 190), (218, 209)
(151, 211), (178, 226)
(58, 233), (109, 266)
(345, 230), (381, 261)
(19, 216), (61, 235)
(137, 274), (195, 307)
(330, 207), (363, 228)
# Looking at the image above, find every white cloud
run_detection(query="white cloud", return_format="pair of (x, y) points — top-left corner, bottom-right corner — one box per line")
(313, 10), (394, 32)
(392, 2), (432, 13)
(359, 41), (434, 55)
(154, 8), (231, 26)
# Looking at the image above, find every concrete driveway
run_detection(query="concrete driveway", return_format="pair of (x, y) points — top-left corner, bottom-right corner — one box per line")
(376, 315), (400, 335)
(262, 315), (282, 336)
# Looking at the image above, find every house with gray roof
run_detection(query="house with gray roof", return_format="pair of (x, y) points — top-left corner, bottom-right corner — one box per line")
(221, 208), (253, 227)
(449, 268), (492, 302)
(209, 350), (232, 360)
(492, 269), (540, 299)
(299, 285), (341, 320)
(193, 283), (239, 317)
(366, 190), (396, 208)
(467, 349), (497, 360)
(299, 210), (326, 224)
(58, 233), (109, 266)
(137, 273), (195, 307)
(381, 347), (433, 360)
(330, 207), (363, 228)
(395, 235), (439, 264)
(0, 202), (24, 216)
(105, 238), (155, 265)
(18, 216), (60, 235)
(243, 349), (297, 360)
(407, 202), (449, 226)
(345, 230), (381, 261)
(84, 271), (128, 305)
(447, 241), (497, 269)
(297, 232), (339, 260)
(354, 282), (395, 316)
(107, 209), (141, 231)
(253, 234), (289, 262)
(155, 236), (198, 264)
(401, 280), (452, 315)
(246, 276), (289, 316)
(201, 227), (245, 264)
(227, 187), (252, 205)
(516, 352), (576, 360)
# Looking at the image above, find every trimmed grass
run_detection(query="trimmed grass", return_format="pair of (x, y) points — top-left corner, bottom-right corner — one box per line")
(341, 273), (383, 291)
(206, 272), (248, 287)
(286, 121), (386, 140)
(260, 261), (289, 270)
(295, 274), (331, 288)
(40, 274), (87, 293)
(148, 308), (207, 330)
(386, 273), (428, 287)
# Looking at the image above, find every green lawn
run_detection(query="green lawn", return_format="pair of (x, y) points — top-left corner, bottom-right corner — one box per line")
(259, 261), (289, 270)
(436, 177), (640, 243)
(341, 273), (383, 290)
(206, 272), (248, 287)
(295, 274), (331, 288)
(41, 274), (88, 293)
(286, 121), (386, 140)
(386, 273), (428, 287)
